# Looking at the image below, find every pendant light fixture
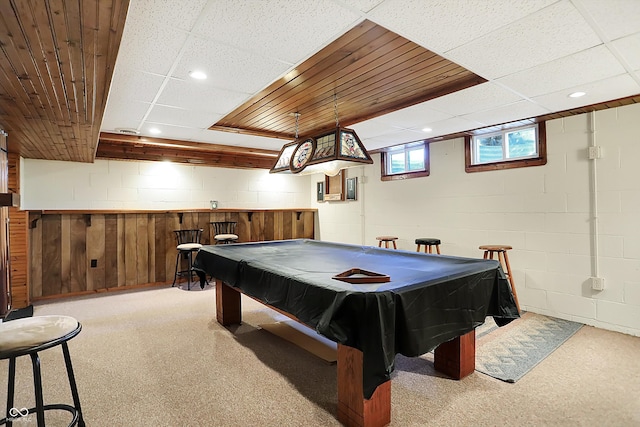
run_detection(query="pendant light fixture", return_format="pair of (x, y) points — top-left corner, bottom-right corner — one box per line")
(270, 94), (373, 176)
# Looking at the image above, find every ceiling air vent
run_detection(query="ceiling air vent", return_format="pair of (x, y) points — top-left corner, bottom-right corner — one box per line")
(115, 128), (140, 135)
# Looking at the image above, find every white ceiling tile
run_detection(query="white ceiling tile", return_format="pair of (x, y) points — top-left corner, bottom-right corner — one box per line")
(116, 21), (188, 75)
(360, 133), (423, 151)
(337, 0), (386, 13)
(533, 74), (640, 112)
(138, 123), (201, 141)
(171, 36), (292, 93)
(108, 68), (165, 104)
(146, 105), (221, 130)
(192, 0), (362, 64)
(192, 130), (285, 151)
(101, 98), (150, 131)
(368, 0), (557, 54)
(445, 1), (602, 79)
(612, 33), (640, 70)
(350, 119), (400, 139)
(462, 100), (550, 126)
(370, 104), (454, 129)
(423, 82), (524, 116)
(416, 116), (487, 137)
(579, 0), (640, 41)
(157, 78), (250, 115)
(125, 0), (208, 32)
(497, 45), (627, 97)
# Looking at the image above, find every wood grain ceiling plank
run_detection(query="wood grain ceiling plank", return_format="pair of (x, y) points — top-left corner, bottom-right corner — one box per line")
(219, 20), (381, 129)
(218, 22), (391, 130)
(8, 0), (67, 125)
(264, 49), (442, 134)
(249, 38), (423, 134)
(0, 1), (51, 121)
(18, 0), (69, 124)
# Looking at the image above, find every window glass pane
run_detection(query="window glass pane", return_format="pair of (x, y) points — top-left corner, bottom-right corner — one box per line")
(477, 135), (503, 163)
(408, 148), (424, 171)
(507, 128), (537, 158)
(390, 152), (405, 174)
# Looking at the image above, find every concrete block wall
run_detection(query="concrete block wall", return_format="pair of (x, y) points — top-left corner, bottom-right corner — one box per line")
(21, 158), (311, 210)
(313, 103), (640, 336)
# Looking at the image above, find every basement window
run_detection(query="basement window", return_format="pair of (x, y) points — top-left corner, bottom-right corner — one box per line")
(381, 141), (429, 181)
(465, 122), (546, 172)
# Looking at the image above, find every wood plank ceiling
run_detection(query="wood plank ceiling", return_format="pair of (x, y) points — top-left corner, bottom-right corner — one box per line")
(0, 0), (128, 162)
(211, 20), (487, 140)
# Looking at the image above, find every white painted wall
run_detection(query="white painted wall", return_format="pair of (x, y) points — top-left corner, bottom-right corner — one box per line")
(313, 103), (640, 337)
(19, 103), (640, 336)
(21, 159), (311, 210)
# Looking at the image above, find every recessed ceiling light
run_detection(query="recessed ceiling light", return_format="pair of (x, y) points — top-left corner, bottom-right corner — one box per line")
(568, 91), (586, 98)
(189, 70), (207, 80)
(422, 127), (433, 133)
(149, 128), (161, 135)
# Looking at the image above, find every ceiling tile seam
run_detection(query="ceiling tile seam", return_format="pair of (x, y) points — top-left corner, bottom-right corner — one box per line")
(134, 0), (221, 132)
(433, 0), (568, 58)
(571, 0), (640, 87)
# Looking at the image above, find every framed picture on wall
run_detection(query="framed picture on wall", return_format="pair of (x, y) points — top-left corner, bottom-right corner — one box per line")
(346, 177), (357, 200)
(317, 181), (324, 202)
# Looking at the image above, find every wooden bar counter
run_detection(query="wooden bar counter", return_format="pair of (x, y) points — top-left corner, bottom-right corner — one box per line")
(28, 208), (316, 300)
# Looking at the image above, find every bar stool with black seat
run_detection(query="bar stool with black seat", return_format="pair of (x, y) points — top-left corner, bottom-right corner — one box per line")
(172, 229), (203, 290)
(210, 221), (238, 245)
(415, 238), (441, 254)
(376, 236), (398, 249)
(0, 315), (85, 427)
(479, 244), (520, 312)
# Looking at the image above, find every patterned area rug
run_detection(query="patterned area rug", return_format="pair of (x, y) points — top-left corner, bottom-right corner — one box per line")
(475, 311), (583, 383)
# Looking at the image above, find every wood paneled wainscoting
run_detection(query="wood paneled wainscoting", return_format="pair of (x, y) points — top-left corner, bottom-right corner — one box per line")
(28, 209), (316, 300)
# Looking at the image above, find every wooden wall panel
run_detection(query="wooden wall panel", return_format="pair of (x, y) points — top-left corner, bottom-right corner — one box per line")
(105, 215), (118, 288)
(8, 153), (29, 309)
(28, 209), (315, 299)
(136, 214), (149, 285)
(69, 216), (87, 293)
(41, 215), (62, 296)
(87, 214), (106, 291)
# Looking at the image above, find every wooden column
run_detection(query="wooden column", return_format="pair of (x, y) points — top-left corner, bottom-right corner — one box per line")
(433, 329), (476, 379)
(337, 344), (391, 427)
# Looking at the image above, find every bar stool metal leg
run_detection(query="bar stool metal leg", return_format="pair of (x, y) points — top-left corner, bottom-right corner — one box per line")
(29, 353), (45, 427)
(62, 342), (85, 427)
(6, 358), (15, 427)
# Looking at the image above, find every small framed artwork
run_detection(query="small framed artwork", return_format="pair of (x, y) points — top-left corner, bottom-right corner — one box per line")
(346, 177), (357, 200)
(316, 181), (324, 202)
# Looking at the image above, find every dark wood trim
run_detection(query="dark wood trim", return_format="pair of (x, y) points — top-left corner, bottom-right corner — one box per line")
(464, 122), (547, 173)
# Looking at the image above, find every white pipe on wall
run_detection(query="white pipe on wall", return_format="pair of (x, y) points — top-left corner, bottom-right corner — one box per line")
(588, 111), (600, 278)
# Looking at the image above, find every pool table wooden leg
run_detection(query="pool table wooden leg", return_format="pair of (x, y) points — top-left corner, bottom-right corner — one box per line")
(337, 344), (391, 427)
(215, 279), (242, 325)
(433, 329), (476, 379)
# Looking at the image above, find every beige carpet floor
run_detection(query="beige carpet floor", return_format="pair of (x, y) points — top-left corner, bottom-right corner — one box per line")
(2, 284), (640, 426)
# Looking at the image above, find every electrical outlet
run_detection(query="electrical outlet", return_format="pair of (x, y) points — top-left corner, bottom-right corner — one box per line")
(591, 277), (605, 291)
(90, 259), (98, 268)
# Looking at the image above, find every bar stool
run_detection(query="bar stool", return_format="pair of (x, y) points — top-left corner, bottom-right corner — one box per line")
(172, 229), (203, 290)
(376, 236), (398, 249)
(210, 221), (238, 244)
(415, 238), (441, 254)
(479, 245), (520, 312)
(0, 315), (85, 427)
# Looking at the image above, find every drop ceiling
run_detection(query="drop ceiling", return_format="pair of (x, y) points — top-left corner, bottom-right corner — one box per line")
(1, 0), (640, 168)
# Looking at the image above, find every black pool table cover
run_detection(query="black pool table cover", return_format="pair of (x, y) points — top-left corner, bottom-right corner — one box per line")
(194, 239), (519, 398)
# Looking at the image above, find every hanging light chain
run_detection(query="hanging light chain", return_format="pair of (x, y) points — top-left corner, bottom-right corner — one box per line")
(294, 112), (300, 139)
(334, 93), (339, 127)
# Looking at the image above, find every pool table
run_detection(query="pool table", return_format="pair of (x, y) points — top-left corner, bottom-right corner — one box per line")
(194, 239), (519, 427)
